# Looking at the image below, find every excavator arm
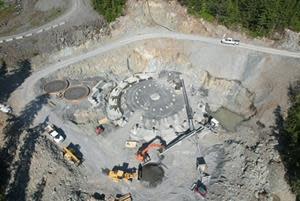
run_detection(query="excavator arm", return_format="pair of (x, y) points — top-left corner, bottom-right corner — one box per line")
(136, 143), (165, 162)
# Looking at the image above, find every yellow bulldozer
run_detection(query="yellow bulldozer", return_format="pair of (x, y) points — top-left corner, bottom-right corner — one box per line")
(63, 143), (82, 166)
(108, 169), (138, 183)
(104, 163), (141, 183)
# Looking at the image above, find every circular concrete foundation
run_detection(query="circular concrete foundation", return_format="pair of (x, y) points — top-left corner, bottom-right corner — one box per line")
(63, 86), (90, 101)
(43, 80), (69, 94)
(124, 80), (184, 119)
(140, 163), (164, 187)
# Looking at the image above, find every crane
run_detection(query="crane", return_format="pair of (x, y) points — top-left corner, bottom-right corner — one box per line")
(161, 78), (205, 155)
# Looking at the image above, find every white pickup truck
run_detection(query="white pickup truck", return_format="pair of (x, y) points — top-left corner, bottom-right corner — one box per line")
(0, 103), (12, 114)
(221, 37), (240, 45)
(45, 124), (64, 143)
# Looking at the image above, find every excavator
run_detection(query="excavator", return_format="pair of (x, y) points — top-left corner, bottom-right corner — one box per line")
(135, 136), (166, 163)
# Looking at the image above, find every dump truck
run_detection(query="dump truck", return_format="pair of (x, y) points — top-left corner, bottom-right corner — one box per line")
(63, 144), (82, 165)
(45, 124), (64, 143)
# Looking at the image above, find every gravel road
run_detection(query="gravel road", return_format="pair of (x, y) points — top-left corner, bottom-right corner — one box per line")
(9, 30), (300, 114)
(0, 0), (84, 43)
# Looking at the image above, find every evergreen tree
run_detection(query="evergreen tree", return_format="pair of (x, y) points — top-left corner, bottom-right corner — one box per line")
(92, 0), (126, 22)
(178, 0), (300, 36)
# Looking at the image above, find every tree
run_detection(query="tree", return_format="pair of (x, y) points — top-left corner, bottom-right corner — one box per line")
(92, 0), (126, 22)
(178, 0), (300, 36)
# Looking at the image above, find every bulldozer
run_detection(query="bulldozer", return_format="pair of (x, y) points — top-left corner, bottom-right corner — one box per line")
(63, 143), (82, 166)
(104, 163), (141, 183)
(108, 170), (138, 183)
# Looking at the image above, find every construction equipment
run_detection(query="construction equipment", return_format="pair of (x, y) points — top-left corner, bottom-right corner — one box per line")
(136, 136), (166, 163)
(45, 124), (64, 143)
(96, 125), (105, 135)
(63, 144), (82, 166)
(160, 78), (205, 155)
(135, 78), (218, 164)
(95, 117), (109, 135)
(125, 140), (138, 148)
(108, 170), (137, 183)
(98, 117), (109, 125)
(190, 157), (210, 198)
(105, 163), (141, 182)
(106, 193), (132, 201)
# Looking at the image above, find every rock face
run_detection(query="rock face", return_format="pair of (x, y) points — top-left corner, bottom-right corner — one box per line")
(197, 70), (256, 118)
(278, 29), (300, 52)
(207, 128), (293, 201)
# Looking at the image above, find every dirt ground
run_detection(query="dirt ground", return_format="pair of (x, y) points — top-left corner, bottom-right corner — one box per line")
(1, 0), (300, 201)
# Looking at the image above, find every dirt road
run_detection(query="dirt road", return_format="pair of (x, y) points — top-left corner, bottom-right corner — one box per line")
(0, 0), (85, 43)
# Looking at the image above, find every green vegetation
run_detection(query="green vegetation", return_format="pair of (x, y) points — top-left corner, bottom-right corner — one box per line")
(0, 0), (5, 10)
(0, 193), (5, 201)
(283, 95), (300, 199)
(278, 85), (300, 200)
(0, 3), (15, 21)
(178, 0), (300, 36)
(92, 0), (126, 23)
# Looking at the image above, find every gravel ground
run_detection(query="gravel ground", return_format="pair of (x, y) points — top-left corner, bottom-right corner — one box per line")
(1, 0), (299, 200)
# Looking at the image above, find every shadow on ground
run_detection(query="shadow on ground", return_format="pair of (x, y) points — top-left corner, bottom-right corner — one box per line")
(0, 94), (49, 201)
(0, 59), (31, 102)
(272, 81), (300, 200)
